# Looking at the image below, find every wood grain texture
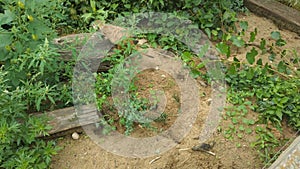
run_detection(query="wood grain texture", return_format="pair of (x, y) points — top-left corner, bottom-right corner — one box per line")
(245, 0), (300, 35)
(38, 105), (99, 138)
(268, 135), (300, 169)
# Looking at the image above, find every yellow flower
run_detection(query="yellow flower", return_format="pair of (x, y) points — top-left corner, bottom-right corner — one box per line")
(27, 15), (34, 22)
(32, 34), (38, 41)
(25, 48), (31, 54)
(17, 1), (25, 9)
(5, 45), (11, 51)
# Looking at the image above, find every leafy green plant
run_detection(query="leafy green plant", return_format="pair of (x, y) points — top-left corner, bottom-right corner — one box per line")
(213, 17), (300, 165)
(2, 0), (297, 167)
(251, 126), (281, 165)
(226, 66), (300, 130)
(96, 115), (117, 135)
(0, 0), (74, 108)
(0, 1), (73, 168)
(221, 102), (255, 140)
(183, 0), (247, 39)
(0, 0), (66, 64)
(94, 38), (153, 135)
(154, 112), (168, 123)
(224, 62), (298, 166)
(62, 0), (247, 39)
(0, 69), (60, 168)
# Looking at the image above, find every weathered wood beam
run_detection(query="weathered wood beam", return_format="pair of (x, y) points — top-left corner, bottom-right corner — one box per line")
(39, 105), (98, 138)
(245, 0), (300, 35)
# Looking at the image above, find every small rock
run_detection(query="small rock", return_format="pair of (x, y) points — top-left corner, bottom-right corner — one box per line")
(72, 132), (79, 140)
(199, 80), (207, 87)
(137, 39), (147, 45)
(207, 98), (212, 105)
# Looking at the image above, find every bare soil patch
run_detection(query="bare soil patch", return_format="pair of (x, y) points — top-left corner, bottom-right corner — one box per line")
(50, 13), (299, 169)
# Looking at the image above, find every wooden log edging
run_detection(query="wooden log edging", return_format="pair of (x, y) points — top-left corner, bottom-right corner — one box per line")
(45, 105), (99, 136)
(268, 134), (300, 169)
(245, 0), (300, 35)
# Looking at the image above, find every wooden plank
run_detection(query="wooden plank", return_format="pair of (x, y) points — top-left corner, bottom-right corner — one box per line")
(46, 26), (125, 137)
(44, 105), (99, 136)
(245, 0), (300, 35)
(269, 134), (300, 168)
(53, 33), (92, 60)
(53, 23), (130, 61)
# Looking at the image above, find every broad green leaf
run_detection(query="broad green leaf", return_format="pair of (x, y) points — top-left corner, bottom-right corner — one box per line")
(204, 28), (211, 39)
(0, 10), (15, 26)
(223, 33), (231, 41)
(239, 125), (245, 131)
(211, 29), (218, 36)
(181, 51), (192, 62)
(0, 48), (9, 61)
(246, 67), (255, 79)
(40, 60), (45, 74)
(231, 35), (245, 47)
(48, 96), (55, 104)
(196, 62), (205, 69)
(271, 31), (281, 40)
(280, 97), (289, 104)
(0, 33), (12, 48)
(232, 117), (238, 124)
(81, 13), (93, 22)
(276, 110), (283, 120)
(245, 128), (252, 134)
(228, 64), (236, 75)
(269, 53), (276, 61)
(249, 28), (257, 42)
(277, 61), (287, 73)
(256, 58), (263, 65)
(246, 48), (258, 64)
(260, 38), (267, 54)
(239, 21), (248, 31)
(124, 4), (131, 9)
(233, 57), (240, 68)
(36, 97), (42, 111)
(9, 71), (25, 87)
(90, 0), (96, 12)
(237, 133), (243, 138)
(190, 69), (201, 78)
(275, 39), (286, 46)
(248, 119), (255, 125)
(249, 32), (255, 42)
(216, 42), (230, 57)
(171, 45), (177, 50)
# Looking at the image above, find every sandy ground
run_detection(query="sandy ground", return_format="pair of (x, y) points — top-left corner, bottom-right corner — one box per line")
(50, 12), (300, 169)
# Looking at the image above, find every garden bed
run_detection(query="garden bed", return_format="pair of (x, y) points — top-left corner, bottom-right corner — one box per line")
(2, 1), (299, 168)
(49, 13), (299, 169)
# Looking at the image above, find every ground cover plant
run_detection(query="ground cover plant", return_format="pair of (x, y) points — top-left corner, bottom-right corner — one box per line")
(0, 0), (299, 168)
